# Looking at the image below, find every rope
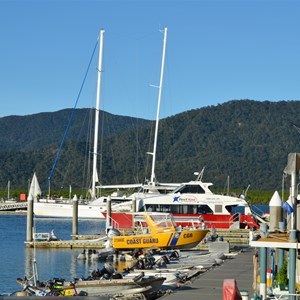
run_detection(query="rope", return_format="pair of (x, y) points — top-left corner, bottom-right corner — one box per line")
(47, 38), (99, 192)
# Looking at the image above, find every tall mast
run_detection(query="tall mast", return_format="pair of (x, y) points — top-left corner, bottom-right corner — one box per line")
(91, 29), (105, 199)
(150, 27), (168, 185)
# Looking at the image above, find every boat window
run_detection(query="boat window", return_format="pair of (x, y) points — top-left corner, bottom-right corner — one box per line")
(224, 205), (243, 214)
(151, 214), (174, 228)
(142, 204), (213, 214)
(215, 204), (223, 213)
(230, 205), (245, 214)
(174, 184), (206, 194)
(196, 205), (213, 214)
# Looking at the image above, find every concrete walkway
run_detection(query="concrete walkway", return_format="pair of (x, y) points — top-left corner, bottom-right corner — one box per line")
(160, 247), (256, 299)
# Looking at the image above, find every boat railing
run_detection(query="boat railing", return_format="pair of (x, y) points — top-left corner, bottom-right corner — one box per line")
(273, 293), (300, 299)
(189, 219), (207, 230)
(250, 204), (266, 217)
(106, 215), (120, 230)
(195, 213), (240, 229)
(231, 212), (240, 223)
(134, 221), (150, 234)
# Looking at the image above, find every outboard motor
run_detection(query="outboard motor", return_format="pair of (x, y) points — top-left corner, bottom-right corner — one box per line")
(104, 262), (116, 275)
(133, 249), (143, 259)
(156, 259), (167, 268)
(169, 250), (179, 260)
(161, 255), (170, 264)
(156, 255), (169, 268)
(144, 255), (156, 269)
(136, 258), (146, 270)
(107, 228), (121, 238)
(111, 273), (123, 279)
(91, 263), (116, 279)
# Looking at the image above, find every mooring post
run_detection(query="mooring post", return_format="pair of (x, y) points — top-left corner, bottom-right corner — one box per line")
(26, 196), (34, 244)
(289, 230), (297, 300)
(278, 221), (286, 271)
(106, 196), (112, 233)
(132, 197), (137, 229)
(259, 224), (268, 299)
(72, 197), (78, 239)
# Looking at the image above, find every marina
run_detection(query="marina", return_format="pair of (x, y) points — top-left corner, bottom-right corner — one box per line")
(0, 190), (298, 299)
(3, 151), (300, 300)
(1, 25), (300, 300)
(0, 202), (254, 298)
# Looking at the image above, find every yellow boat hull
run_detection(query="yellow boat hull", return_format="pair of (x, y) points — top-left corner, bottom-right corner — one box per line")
(112, 229), (209, 251)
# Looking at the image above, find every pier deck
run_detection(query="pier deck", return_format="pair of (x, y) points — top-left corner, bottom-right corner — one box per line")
(161, 247), (256, 300)
(0, 202), (27, 211)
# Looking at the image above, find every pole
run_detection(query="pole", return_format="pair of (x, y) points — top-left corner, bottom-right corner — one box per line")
(106, 196), (112, 233)
(132, 197), (137, 229)
(259, 247), (267, 299)
(278, 221), (285, 271)
(26, 197), (34, 243)
(72, 197), (78, 239)
(259, 224), (268, 299)
(91, 29), (105, 199)
(150, 27), (167, 185)
(289, 230), (297, 300)
(291, 172), (297, 230)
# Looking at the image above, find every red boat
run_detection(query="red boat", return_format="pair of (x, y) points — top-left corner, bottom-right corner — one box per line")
(104, 172), (262, 230)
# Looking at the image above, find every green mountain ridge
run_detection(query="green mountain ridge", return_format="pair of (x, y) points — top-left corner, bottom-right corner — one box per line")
(0, 100), (299, 196)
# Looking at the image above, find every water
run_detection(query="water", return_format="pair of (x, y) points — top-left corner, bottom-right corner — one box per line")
(0, 214), (106, 294)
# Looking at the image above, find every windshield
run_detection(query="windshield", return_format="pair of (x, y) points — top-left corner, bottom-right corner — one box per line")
(150, 214), (176, 228)
(173, 184), (206, 194)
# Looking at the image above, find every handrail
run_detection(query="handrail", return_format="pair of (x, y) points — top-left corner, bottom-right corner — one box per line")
(105, 215), (120, 230)
(251, 204), (266, 216)
(274, 293), (300, 299)
(0, 202), (28, 211)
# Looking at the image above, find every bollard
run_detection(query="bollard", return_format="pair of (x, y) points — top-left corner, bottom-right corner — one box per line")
(269, 191), (282, 232)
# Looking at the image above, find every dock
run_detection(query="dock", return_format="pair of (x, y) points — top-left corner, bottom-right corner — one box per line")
(24, 228), (251, 249)
(25, 234), (107, 249)
(0, 202), (27, 211)
(160, 246), (255, 300)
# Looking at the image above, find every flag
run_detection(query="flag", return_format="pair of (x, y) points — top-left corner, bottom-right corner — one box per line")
(282, 198), (294, 215)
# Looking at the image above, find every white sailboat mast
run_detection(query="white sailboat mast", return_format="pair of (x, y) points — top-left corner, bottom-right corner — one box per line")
(150, 27), (168, 185)
(91, 29), (105, 199)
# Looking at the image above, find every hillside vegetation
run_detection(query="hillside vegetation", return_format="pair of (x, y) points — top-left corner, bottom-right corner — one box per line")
(0, 100), (299, 202)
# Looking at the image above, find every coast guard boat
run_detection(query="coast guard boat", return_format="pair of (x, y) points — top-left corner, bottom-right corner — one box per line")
(108, 212), (209, 251)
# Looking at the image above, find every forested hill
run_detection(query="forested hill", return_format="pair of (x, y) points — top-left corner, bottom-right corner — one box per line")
(1, 100), (299, 194)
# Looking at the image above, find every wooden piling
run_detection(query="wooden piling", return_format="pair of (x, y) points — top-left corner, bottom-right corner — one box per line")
(72, 197), (78, 239)
(26, 196), (33, 244)
(106, 196), (112, 232)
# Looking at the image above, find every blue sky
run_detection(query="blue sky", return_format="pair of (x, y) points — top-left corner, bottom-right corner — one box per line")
(1, 0), (300, 120)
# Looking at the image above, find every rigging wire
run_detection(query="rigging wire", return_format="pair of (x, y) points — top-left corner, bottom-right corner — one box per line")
(47, 38), (99, 194)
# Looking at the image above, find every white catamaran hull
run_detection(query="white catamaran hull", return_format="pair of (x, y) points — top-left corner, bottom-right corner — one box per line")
(33, 202), (104, 219)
